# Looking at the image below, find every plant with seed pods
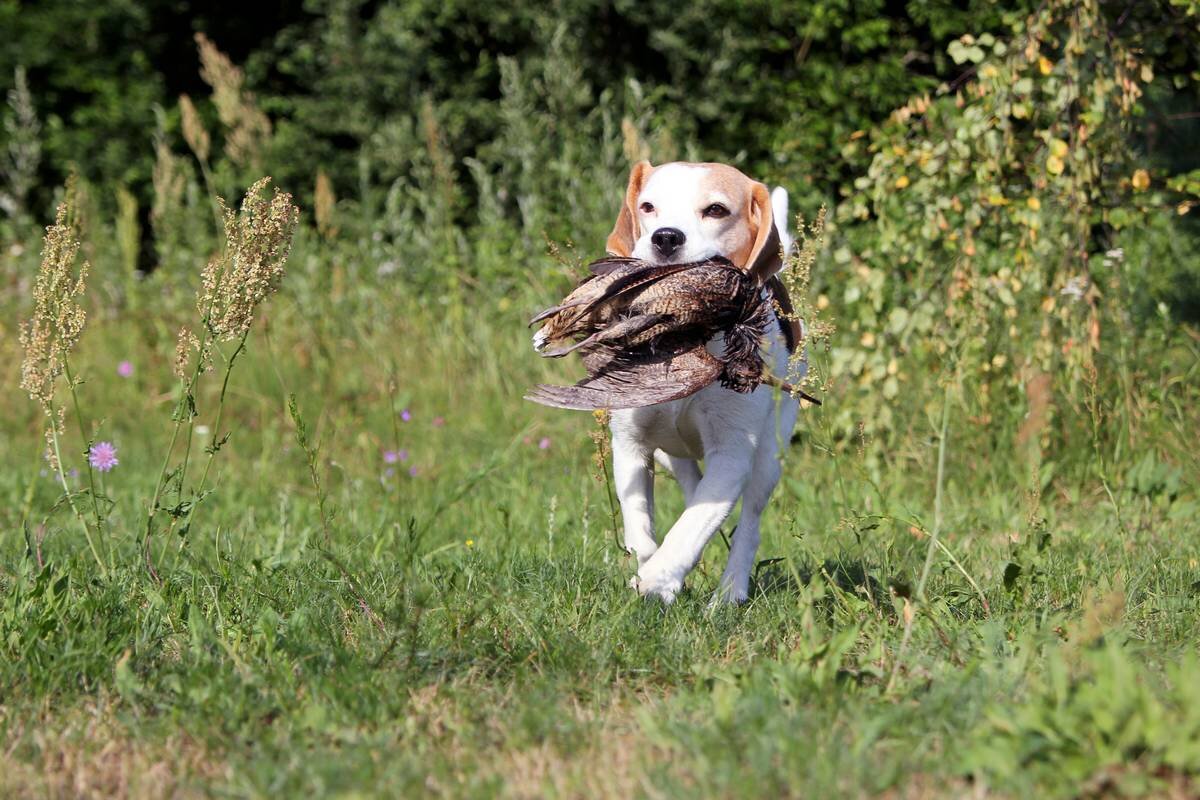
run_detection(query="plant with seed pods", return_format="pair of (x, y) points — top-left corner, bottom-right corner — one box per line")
(17, 184), (108, 573)
(142, 177), (299, 575)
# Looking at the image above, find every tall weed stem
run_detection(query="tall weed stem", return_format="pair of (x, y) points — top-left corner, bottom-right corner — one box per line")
(1086, 363), (1128, 535)
(176, 330), (250, 538)
(48, 398), (107, 574)
(888, 380), (952, 692)
(288, 394), (334, 546)
(918, 384), (952, 597)
(143, 328), (209, 566)
(62, 358), (107, 547)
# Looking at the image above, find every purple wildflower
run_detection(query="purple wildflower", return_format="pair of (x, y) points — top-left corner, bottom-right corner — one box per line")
(88, 441), (119, 472)
(408, 466), (419, 477)
(384, 467), (396, 478)
(117, 360), (134, 378)
(538, 437), (552, 450)
(401, 409), (412, 422)
(383, 449), (409, 464)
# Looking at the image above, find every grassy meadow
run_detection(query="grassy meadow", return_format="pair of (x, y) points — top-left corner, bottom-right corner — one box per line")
(4, 2), (1200, 797)
(1, 187), (1198, 798)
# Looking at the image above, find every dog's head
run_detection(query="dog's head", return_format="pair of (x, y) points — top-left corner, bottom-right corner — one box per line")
(605, 161), (781, 281)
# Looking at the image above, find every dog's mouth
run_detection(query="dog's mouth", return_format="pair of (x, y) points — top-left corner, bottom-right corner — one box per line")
(643, 249), (725, 267)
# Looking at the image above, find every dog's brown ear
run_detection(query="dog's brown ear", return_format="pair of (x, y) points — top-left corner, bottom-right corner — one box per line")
(745, 181), (782, 285)
(606, 160), (653, 257)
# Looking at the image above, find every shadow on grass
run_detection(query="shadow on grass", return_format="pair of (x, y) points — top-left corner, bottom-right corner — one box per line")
(751, 556), (893, 613)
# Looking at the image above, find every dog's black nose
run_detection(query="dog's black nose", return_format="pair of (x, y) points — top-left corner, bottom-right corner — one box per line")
(651, 227), (686, 257)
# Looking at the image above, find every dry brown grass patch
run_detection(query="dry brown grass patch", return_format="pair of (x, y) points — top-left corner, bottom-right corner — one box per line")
(1, 701), (227, 800)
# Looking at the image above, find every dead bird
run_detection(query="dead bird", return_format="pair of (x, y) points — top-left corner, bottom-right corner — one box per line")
(526, 256), (819, 410)
(530, 257), (758, 356)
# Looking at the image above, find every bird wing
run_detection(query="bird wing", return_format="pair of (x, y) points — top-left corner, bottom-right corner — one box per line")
(582, 260), (701, 308)
(529, 259), (688, 326)
(541, 313), (671, 358)
(528, 259), (716, 350)
(587, 256), (641, 276)
(525, 344), (722, 410)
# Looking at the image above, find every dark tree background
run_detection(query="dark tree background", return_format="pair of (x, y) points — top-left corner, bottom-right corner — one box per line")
(1, 0), (1049, 210)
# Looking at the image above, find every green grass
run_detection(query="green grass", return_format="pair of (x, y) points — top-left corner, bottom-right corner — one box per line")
(3, 1), (1199, 791)
(2, 273), (1199, 799)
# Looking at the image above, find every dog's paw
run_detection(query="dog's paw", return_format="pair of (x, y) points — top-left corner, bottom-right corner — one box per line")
(633, 568), (683, 605)
(708, 573), (750, 607)
(707, 585), (749, 608)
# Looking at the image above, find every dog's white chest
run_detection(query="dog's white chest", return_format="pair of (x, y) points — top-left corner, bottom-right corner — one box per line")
(608, 314), (795, 462)
(612, 401), (705, 460)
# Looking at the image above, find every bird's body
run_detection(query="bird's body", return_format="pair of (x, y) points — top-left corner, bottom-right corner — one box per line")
(527, 256), (775, 410)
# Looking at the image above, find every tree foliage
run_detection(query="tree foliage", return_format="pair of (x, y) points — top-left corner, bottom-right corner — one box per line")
(2, 0), (1036, 212)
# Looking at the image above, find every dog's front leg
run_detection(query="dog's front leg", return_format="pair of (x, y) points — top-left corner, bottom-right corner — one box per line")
(653, 450), (702, 506)
(635, 451), (753, 604)
(612, 438), (657, 566)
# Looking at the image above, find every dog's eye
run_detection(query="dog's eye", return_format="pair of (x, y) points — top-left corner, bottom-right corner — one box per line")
(639, 202), (655, 214)
(702, 203), (729, 218)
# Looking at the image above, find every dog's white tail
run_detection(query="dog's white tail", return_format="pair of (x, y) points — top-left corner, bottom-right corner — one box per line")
(771, 185), (808, 370)
(771, 186), (794, 256)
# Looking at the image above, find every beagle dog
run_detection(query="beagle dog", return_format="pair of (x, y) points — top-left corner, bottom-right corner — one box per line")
(593, 160), (803, 604)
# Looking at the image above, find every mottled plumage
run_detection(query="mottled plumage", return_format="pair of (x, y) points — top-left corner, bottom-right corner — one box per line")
(526, 256), (815, 410)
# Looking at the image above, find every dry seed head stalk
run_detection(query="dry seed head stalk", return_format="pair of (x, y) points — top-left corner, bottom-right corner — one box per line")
(419, 96), (455, 206)
(4, 65), (41, 216)
(779, 207), (833, 390)
(621, 117), (650, 163)
(174, 326), (199, 378)
(784, 207), (826, 302)
(198, 178), (299, 347)
(19, 200), (89, 414)
(589, 409), (612, 483)
(314, 169), (336, 238)
(179, 94), (210, 163)
(116, 187), (140, 276)
(152, 129), (186, 231)
(541, 234), (587, 282)
(195, 33), (271, 167)
(43, 407), (67, 469)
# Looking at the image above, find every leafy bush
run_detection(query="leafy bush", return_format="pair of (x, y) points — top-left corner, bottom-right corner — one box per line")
(964, 642), (1200, 796)
(820, 0), (1200, 455)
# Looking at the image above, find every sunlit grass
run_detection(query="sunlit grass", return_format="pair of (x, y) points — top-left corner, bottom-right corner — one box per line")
(2, 223), (1198, 795)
